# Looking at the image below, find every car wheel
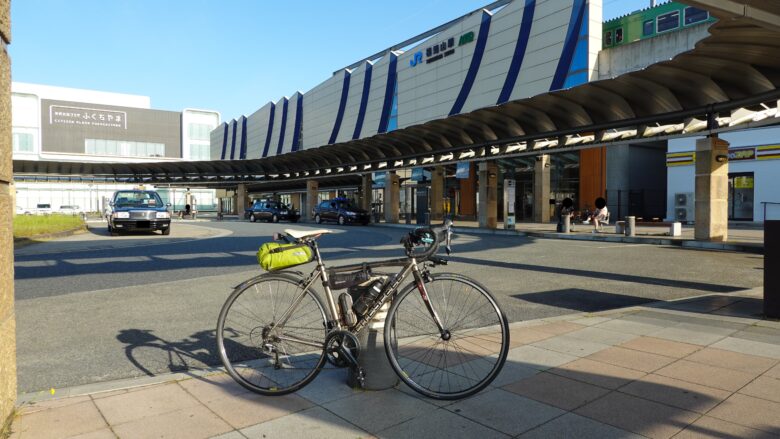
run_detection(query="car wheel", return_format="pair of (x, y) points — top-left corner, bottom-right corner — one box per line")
(338, 215), (346, 225)
(250, 214), (257, 222)
(291, 218), (298, 223)
(361, 220), (369, 226)
(315, 214), (322, 224)
(272, 214), (279, 223)
(162, 228), (171, 235)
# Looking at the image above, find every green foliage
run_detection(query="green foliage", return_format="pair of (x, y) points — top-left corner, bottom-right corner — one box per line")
(12, 214), (84, 239)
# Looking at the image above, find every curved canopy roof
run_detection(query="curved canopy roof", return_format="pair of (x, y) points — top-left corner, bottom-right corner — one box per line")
(14, 15), (780, 185)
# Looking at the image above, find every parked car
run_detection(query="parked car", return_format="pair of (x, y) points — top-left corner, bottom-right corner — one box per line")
(29, 203), (53, 215)
(107, 190), (171, 236)
(313, 198), (370, 225)
(248, 200), (299, 223)
(59, 205), (83, 215)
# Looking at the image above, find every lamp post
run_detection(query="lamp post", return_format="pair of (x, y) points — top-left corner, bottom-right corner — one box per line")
(88, 184), (94, 213)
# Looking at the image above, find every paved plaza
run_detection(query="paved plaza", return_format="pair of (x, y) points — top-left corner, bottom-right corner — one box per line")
(10, 288), (780, 439)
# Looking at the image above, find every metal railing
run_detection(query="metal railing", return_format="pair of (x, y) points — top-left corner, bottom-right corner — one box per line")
(762, 201), (780, 221)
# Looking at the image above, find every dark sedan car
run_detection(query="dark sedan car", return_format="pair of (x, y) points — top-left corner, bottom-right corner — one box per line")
(108, 190), (171, 236)
(313, 198), (370, 225)
(249, 200), (300, 223)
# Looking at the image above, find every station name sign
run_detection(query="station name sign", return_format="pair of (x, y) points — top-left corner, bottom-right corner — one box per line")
(49, 105), (128, 129)
(410, 31), (475, 67)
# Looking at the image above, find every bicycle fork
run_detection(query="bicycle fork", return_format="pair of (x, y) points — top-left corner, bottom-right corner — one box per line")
(412, 263), (450, 340)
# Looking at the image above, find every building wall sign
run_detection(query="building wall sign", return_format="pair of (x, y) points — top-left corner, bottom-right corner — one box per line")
(728, 147), (755, 161)
(41, 99), (181, 157)
(49, 105), (127, 129)
(410, 31), (476, 67)
(456, 162), (471, 179)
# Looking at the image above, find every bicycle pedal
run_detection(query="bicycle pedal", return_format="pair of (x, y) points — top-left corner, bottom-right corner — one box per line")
(355, 367), (366, 389)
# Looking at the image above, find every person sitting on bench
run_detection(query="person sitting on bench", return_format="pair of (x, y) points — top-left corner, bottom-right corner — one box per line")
(585, 197), (609, 232)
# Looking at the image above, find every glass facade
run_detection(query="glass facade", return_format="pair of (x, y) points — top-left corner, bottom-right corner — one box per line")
(189, 143), (211, 160)
(85, 138), (165, 158)
(13, 132), (34, 153)
(188, 123), (214, 141)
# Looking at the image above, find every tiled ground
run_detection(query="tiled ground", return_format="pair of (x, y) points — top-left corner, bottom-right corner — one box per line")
(10, 292), (780, 439)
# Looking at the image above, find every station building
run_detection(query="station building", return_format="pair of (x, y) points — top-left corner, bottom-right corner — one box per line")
(211, 0), (765, 225)
(11, 82), (220, 212)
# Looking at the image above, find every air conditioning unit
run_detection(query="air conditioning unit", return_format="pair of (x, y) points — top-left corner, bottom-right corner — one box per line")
(674, 192), (694, 223)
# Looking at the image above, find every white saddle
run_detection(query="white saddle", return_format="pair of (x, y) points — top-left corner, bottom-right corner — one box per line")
(284, 229), (333, 240)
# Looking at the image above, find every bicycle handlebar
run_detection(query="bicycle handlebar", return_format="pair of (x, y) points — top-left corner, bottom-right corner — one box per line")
(401, 219), (453, 260)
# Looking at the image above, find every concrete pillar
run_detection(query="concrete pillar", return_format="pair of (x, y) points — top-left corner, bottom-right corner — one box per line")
(478, 161), (498, 229)
(0, 1), (18, 429)
(430, 166), (444, 221)
(459, 163), (477, 219)
(695, 136), (729, 241)
(236, 184), (249, 217)
(290, 193), (302, 211)
(306, 180), (319, 222)
(534, 155), (551, 223)
(360, 174), (372, 211)
(384, 172), (400, 223)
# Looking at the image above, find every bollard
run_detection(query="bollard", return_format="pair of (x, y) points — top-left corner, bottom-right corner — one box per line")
(562, 215), (571, 233)
(766, 220), (780, 318)
(625, 216), (636, 237)
(348, 302), (399, 389)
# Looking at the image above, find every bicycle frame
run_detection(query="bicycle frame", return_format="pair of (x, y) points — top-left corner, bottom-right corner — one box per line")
(271, 239), (446, 346)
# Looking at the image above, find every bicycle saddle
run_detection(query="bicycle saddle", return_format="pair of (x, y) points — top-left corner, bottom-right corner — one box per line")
(284, 229), (333, 240)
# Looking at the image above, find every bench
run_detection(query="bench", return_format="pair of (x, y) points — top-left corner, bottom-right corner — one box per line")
(615, 220), (682, 236)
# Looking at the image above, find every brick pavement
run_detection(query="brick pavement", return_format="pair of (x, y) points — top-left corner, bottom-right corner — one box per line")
(9, 288), (780, 439)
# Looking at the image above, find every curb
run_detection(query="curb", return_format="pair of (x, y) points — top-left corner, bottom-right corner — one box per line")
(12, 225), (88, 247)
(371, 223), (763, 254)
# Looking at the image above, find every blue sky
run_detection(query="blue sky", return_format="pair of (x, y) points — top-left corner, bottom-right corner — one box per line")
(10, 0), (657, 120)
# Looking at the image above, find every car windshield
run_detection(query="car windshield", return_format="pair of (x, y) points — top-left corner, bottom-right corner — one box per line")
(339, 201), (356, 209)
(114, 191), (163, 208)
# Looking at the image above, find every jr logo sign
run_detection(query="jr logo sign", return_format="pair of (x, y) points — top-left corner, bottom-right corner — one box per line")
(409, 51), (423, 67)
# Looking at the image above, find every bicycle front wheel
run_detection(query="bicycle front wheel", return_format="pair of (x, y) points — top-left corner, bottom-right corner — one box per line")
(217, 273), (327, 395)
(384, 273), (509, 400)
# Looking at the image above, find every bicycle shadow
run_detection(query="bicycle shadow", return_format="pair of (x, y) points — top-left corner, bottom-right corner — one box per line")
(116, 329), (222, 376)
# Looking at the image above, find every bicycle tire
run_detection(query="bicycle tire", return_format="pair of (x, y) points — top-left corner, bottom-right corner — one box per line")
(217, 273), (328, 395)
(384, 273), (509, 400)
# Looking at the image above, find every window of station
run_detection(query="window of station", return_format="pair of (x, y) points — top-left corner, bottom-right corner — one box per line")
(642, 19), (655, 36)
(615, 28), (624, 44)
(188, 123), (215, 141)
(12, 132), (34, 153)
(604, 30), (612, 46)
(85, 139), (165, 158)
(684, 7), (708, 25)
(657, 11), (680, 33)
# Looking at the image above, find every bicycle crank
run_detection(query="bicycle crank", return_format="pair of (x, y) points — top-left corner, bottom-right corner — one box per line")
(324, 330), (360, 368)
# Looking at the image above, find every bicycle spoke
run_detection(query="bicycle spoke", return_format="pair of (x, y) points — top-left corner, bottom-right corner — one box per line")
(386, 275), (507, 399)
(218, 275), (326, 395)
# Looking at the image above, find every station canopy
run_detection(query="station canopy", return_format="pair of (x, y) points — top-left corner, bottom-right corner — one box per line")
(14, 10), (780, 185)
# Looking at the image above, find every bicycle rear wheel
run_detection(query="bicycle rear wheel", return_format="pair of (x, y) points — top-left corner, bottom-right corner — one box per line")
(217, 273), (327, 395)
(384, 273), (509, 400)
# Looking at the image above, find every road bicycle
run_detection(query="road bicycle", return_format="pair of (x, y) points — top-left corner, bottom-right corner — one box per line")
(216, 220), (509, 400)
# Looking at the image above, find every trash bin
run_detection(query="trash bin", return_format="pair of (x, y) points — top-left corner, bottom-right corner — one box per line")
(625, 216), (636, 237)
